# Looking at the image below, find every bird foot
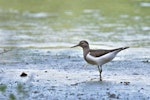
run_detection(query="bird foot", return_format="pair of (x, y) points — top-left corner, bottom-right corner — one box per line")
(100, 78), (102, 81)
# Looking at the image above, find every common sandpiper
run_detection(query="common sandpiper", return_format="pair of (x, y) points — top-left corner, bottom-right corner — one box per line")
(71, 40), (129, 81)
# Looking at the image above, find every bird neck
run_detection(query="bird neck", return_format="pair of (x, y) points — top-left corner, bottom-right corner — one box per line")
(82, 46), (90, 58)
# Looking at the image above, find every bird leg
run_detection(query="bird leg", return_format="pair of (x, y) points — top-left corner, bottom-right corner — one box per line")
(98, 66), (102, 81)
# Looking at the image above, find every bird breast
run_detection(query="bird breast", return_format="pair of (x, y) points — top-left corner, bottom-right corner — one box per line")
(85, 53), (99, 65)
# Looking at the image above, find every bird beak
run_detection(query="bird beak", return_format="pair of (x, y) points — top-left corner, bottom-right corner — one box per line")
(71, 44), (79, 48)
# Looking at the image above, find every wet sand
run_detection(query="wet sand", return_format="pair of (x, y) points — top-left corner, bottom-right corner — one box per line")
(0, 48), (150, 100)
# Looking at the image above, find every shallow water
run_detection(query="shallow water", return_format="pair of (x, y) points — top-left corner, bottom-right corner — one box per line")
(0, 0), (149, 66)
(0, 0), (150, 49)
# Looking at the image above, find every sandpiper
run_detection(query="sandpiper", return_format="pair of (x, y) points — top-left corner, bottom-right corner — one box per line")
(71, 40), (129, 81)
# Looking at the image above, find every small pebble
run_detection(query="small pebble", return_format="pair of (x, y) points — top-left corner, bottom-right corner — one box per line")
(120, 81), (130, 85)
(132, 72), (139, 75)
(20, 72), (27, 77)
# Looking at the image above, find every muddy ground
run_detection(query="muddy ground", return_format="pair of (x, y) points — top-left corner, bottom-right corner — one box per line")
(0, 48), (150, 100)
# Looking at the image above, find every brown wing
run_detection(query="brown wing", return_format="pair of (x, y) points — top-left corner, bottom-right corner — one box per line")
(89, 47), (129, 57)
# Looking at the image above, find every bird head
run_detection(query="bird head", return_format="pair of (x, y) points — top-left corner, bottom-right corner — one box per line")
(71, 40), (89, 48)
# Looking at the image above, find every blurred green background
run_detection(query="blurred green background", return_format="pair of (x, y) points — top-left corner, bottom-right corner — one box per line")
(0, 0), (149, 48)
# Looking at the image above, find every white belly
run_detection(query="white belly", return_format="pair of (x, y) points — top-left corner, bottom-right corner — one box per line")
(86, 50), (120, 66)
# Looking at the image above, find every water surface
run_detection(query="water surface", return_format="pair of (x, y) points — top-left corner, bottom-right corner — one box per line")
(0, 0), (149, 49)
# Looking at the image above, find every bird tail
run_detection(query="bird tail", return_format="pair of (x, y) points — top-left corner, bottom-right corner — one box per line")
(113, 46), (129, 52)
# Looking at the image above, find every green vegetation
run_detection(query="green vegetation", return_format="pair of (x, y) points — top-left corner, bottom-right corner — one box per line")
(0, 83), (29, 100)
(16, 83), (28, 96)
(9, 94), (16, 100)
(0, 0), (149, 48)
(0, 0), (149, 16)
(0, 84), (7, 93)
